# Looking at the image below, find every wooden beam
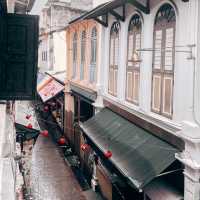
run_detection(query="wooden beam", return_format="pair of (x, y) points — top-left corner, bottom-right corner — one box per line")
(128, 0), (150, 14)
(109, 5), (125, 22)
(94, 15), (108, 27)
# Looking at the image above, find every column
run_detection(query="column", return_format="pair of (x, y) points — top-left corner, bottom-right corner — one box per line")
(175, 123), (200, 200)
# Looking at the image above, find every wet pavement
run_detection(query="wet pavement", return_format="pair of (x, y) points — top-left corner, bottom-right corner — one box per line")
(30, 134), (86, 200)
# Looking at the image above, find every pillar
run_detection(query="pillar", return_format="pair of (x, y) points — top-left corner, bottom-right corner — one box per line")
(175, 122), (200, 200)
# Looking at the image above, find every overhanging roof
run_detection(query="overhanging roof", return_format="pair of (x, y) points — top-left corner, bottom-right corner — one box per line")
(80, 108), (179, 190)
(69, 0), (149, 25)
(84, 0), (150, 19)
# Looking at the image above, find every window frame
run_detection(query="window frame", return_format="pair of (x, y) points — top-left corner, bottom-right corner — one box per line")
(108, 21), (120, 96)
(80, 30), (86, 80)
(90, 27), (97, 83)
(126, 14), (142, 105)
(72, 32), (78, 79)
(151, 4), (176, 118)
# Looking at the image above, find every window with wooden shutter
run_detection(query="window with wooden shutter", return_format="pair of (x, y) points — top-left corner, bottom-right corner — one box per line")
(90, 27), (97, 83)
(151, 4), (176, 118)
(0, 14), (39, 100)
(80, 30), (86, 80)
(108, 21), (120, 96)
(126, 14), (142, 104)
(72, 32), (77, 79)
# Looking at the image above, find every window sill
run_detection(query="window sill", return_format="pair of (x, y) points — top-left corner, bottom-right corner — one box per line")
(103, 95), (182, 135)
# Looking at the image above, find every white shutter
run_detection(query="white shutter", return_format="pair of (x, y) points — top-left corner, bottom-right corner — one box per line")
(165, 28), (174, 70)
(126, 71), (133, 101)
(154, 30), (162, 69)
(152, 74), (161, 112)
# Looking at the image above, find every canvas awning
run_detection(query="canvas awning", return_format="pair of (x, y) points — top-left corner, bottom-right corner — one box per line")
(15, 101), (40, 131)
(80, 108), (179, 190)
(37, 74), (64, 103)
(144, 178), (183, 200)
(15, 101), (40, 142)
(70, 83), (97, 102)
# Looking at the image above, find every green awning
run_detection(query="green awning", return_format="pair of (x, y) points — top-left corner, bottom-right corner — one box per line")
(80, 108), (179, 190)
(70, 83), (97, 102)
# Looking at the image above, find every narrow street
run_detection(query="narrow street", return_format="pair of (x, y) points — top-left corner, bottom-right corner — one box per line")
(30, 133), (86, 200)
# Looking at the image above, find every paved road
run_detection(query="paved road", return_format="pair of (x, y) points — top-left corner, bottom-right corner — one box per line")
(30, 134), (86, 200)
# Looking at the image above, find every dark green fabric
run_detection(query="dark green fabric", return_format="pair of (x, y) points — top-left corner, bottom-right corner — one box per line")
(80, 108), (179, 189)
(16, 123), (39, 141)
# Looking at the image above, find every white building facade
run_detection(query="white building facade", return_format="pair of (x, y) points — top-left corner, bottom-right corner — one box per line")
(92, 0), (200, 199)
(38, 0), (93, 72)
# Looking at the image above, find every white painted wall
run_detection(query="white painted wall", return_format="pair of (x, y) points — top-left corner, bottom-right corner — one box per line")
(53, 30), (67, 72)
(93, 0), (109, 7)
(101, 0), (199, 130)
(99, 0), (200, 199)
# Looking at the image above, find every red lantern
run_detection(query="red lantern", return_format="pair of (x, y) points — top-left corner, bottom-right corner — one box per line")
(26, 114), (31, 120)
(43, 106), (49, 112)
(51, 102), (56, 107)
(41, 130), (49, 137)
(26, 123), (33, 129)
(104, 150), (112, 158)
(58, 137), (66, 145)
(81, 144), (90, 151)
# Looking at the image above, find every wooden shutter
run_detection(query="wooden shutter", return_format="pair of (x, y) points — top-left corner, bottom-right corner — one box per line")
(126, 14), (142, 104)
(154, 30), (162, 69)
(0, 14), (39, 100)
(108, 68), (114, 94)
(133, 71), (139, 103)
(126, 71), (133, 101)
(90, 27), (97, 83)
(164, 28), (174, 71)
(80, 31), (86, 80)
(113, 69), (118, 96)
(152, 74), (161, 112)
(114, 37), (119, 66)
(128, 34), (134, 60)
(72, 33), (77, 78)
(162, 75), (173, 116)
(151, 4), (176, 118)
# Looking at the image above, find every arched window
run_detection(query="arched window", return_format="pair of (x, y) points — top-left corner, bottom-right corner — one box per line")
(72, 32), (77, 78)
(80, 30), (86, 80)
(126, 14), (142, 104)
(90, 27), (97, 83)
(151, 4), (176, 117)
(108, 21), (120, 96)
